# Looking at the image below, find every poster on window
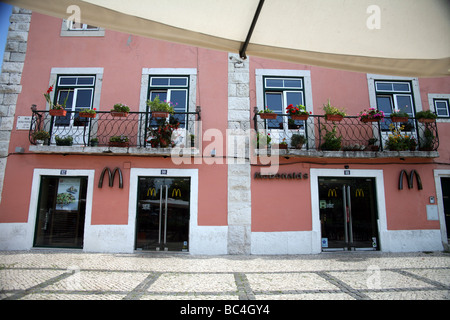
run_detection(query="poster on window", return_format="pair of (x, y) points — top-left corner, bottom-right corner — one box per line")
(56, 178), (80, 211)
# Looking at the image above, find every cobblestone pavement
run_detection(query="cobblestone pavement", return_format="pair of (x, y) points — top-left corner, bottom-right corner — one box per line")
(0, 250), (449, 301)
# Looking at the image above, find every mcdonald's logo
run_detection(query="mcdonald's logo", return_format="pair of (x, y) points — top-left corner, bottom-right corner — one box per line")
(172, 188), (181, 198)
(147, 188), (156, 197)
(328, 189), (337, 197)
(98, 167), (123, 188)
(399, 170), (423, 190)
(355, 188), (364, 197)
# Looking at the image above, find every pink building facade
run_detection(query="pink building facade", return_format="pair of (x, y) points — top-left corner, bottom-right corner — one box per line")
(0, 9), (449, 254)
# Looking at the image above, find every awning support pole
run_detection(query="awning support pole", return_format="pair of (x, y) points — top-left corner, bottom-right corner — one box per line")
(239, 0), (265, 59)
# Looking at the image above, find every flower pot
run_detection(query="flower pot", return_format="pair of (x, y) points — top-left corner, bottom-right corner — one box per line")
(110, 111), (129, 117)
(390, 116), (408, 122)
(259, 113), (277, 119)
(35, 139), (44, 146)
(278, 144), (288, 149)
(49, 109), (67, 117)
(361, 118), (380, 123)
(109, 141), (129, 147)
(152, 111), (169, 118)
(79, 112), (96, 118)
(325, 114), (343, 122)
(56, 141), (73, 146)
(368, 145), (380, 151)
(290, 114), (309, 121)
(418, 118), (435, 123)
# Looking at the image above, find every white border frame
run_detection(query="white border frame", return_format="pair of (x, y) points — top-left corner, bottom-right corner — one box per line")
(8, 169), (95, 250)
(434, 169), (450, 250)
(310, 168), (387, 252)
(129, 168), (226, 255)
(428, 93), (450, 123)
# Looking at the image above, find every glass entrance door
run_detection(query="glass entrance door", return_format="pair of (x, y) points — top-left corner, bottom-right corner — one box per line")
(136, 177), (190, 251)
(319, 177), (379, 251)
(34, 176), (87, 248)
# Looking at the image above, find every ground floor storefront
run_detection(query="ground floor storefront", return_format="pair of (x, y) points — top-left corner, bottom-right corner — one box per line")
(0, 157), (448, 254)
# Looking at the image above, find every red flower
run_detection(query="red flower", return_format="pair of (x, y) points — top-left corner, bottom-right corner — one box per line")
(46, 86), (53, 94)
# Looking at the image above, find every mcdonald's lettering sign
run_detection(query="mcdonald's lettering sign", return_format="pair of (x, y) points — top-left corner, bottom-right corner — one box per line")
(172, 188), (181, 198)
(254, 172), (308, 180)
(355, 188), (364, 197)
(328, 189), (338, 197)
(399, 170), (423, 190)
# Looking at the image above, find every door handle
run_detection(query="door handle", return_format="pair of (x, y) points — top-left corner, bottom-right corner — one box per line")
(342, 185), (348, 244)
(164, 185), (168, 246)
(347, 185), (353, 244)
(158, 185), (163, 245)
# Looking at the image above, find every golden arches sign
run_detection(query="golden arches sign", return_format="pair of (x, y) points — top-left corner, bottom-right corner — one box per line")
(327, 189), (337, 197)
(355, 189), (364, 197)
(147, 188), (156, 197)
(172, 188), (181, 198)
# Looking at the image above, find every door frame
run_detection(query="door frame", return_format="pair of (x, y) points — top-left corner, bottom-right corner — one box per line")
(433, 169), (450, 251)
(129, 168), (198, 252)
(27, 169), (95, 250)
(310, 169), (388, 252)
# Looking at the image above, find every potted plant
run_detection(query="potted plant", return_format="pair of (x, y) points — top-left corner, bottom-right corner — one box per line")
(109, 135), (129, 147)
(110, 103), (130, 117)
(258, 107), (277, 119)
(45, 85), (70, 117)
(415, 110), (437, 123)
(147, 95), (175, 118)
(278, 138), (288, 149)
(367, 138), (379, 151)
(359, 108), (385, 123)
(390, 109), (409, 122)
(291, 134), (306, 149)
(385, 123), (416, 151)
(55, 135), (73, 146)
(90, 137), (99, 147)
(256, 132), (271, 149)
(323, 99), (346, 122)
(286, 104), (310, 120)
(148, 117), (180, 148)
(32, 130), (50, 145)
(79, 108), (97, 118)
(320, 125), (342, 151)
(418, 128), (435, 151)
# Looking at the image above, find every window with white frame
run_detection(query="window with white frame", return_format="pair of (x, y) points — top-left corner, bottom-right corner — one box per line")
(255, 69), (313, 147)
(147, 76), (189, 128)
(374, 80), (416, 130)
(263, 76), (305, 129)
(60, 20), (105, 37)
(54, 75), (96, 127)
(434, 98), (449, 118)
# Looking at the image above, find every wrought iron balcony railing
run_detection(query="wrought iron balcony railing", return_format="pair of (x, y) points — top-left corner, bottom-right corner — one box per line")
(29, 106), (201, 149)
(253, 110), (439, 154)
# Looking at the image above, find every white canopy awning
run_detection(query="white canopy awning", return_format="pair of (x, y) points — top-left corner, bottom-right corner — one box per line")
(4, 0), (450, 77)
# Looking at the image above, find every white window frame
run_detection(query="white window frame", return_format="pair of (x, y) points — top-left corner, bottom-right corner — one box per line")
(139, 68), (197, 147)
(256, 69), (313, 146)
(60, 20), (105, 37)
(428, 93), (450, 123)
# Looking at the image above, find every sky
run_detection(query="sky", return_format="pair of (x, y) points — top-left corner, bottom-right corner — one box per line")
(0, 2), (12, 70)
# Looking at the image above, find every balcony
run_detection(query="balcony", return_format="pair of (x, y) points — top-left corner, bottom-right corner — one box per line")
(29, 106), (201, 156)
(253, 109), (439, 159)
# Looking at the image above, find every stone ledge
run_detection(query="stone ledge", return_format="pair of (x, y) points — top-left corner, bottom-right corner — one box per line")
(29, 145), (200, 157)
(255, 149), (440, 159)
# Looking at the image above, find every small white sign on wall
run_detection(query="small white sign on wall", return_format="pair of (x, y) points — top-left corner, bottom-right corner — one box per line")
(16, 116), (32, 130)
(426, 205), (439, 221)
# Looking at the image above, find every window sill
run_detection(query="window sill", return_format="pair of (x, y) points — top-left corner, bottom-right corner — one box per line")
(255, 149), (440, 159)
(29, 145), (200, 157)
